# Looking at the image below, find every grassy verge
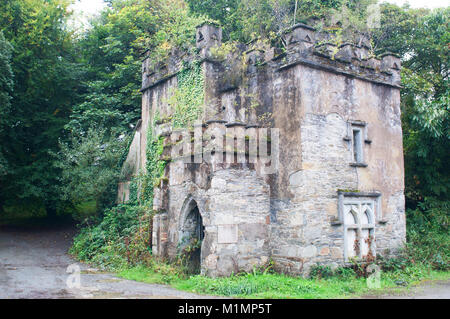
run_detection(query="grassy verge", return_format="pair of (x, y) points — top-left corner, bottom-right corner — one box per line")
(117, 264), (450, 299)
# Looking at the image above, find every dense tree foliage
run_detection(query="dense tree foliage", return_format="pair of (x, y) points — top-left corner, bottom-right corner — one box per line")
(0, 0), (448, 251)
(186, 0), (377, 42)
(55, 128), (127, 220)
(0, 32), (14, 185)
(57, 0), (205, 219)
(0, 0), (83, 216)
(66, 0), (204, 136)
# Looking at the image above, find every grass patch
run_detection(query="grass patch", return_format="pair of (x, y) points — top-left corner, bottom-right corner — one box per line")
(0, 203), (47, 224)
(117, 264), (450, 299)
(75, 201), (97, 216)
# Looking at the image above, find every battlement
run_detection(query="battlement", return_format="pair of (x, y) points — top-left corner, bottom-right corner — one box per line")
(280, 23), (401, 87)
(141, 22), (401, 95)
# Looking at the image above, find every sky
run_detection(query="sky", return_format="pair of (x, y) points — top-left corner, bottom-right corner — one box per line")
(68, 0), (107, 29)
(70, 0), (449, 18)
(70, 0), (106, 17)
(382, 0), (450, 8)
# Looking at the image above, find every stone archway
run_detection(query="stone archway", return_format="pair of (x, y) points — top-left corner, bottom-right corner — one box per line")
(179, 198), (205, 274)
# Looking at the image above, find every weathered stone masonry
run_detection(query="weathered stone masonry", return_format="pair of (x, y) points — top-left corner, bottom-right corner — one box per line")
(119, 22), (406, 276)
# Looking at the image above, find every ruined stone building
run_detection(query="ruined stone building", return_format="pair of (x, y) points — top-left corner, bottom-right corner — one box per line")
(118, 23), (406, 276)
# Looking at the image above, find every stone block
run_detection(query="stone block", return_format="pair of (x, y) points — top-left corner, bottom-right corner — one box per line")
(218, 225), (238, 244)
(213, 212), (234, 225)
(319, 246), (330, 256)
(301, 245), (317, 258)
(330, 247), (343, 259)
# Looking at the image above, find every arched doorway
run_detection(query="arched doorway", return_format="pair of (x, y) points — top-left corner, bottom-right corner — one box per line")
(180, 199), (204, 274)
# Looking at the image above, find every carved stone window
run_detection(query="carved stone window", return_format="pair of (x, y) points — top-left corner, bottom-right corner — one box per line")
(352, 127), (363, 163)
(343, 200), (375, 260)
(344, 121), (370, 167)
(336, 191), (382, 261)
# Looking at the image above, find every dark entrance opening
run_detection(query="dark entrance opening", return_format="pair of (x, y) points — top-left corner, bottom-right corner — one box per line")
(181, 203), (204, 274)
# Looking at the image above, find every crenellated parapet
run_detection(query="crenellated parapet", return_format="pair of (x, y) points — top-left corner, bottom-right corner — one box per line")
(141, 22), (401, 116)
(277, 23), (401, 88)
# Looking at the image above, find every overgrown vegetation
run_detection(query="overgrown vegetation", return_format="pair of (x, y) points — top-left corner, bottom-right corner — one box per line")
(70, 57), (206, 273)
(70, 204), (151, 269)
(169, 62), (205, 129)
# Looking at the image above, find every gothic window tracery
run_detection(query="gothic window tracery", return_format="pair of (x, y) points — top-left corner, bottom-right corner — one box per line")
(343, 199), (376, 261)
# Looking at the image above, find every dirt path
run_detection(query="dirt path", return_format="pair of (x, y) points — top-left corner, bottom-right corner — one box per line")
(0, 224), (216, 299)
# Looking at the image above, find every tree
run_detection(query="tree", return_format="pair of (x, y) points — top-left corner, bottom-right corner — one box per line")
(0, 0), (83, 216)
(56, 0), (206, 218)
(187, 0), (376, 42)
(0, 31), (14, 211)
(65, 0), (206, 135)
(55, 127), (127, 221)
(374, 6), (449, 205)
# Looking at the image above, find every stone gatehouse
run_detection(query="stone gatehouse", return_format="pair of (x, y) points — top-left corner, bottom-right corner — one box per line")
(118, 23), (406, 277)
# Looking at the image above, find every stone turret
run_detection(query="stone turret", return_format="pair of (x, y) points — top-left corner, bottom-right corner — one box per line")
(283, 23), (316, 50)
(196, 22), (222, 58)
(381, 52), (402, 84)
(119, 22), (406, 277)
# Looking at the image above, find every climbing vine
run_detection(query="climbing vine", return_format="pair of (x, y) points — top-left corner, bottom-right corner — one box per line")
(139, 113), (166, 207)
(169, 62), (205, 129)
(139, 63), (205, 208)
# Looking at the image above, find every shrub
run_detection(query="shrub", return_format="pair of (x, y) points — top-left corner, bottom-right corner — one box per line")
(309, 264), (357, 280)
(404, 198), (449, 271)
(309, 264), (335, 279)
(70, 204), (152, 270)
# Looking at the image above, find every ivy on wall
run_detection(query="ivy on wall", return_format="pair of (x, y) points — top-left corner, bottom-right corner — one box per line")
(170, 62), (205, 129)
(87, 61), (207, 267)
(137, 63), (205, 209)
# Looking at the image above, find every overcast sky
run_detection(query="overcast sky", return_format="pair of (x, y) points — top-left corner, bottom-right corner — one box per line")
(382, 0), (449, 8)
(70, 0), (106, 16)
(70, 0), (449, 17)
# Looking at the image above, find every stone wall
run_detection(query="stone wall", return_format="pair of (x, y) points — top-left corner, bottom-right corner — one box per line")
(152, 167), (271, 277)
(269, 64), (406, 274)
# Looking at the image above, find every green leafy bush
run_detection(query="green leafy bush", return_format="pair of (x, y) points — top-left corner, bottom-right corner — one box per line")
(309, 264), (335, 279)
(404, 198), (449, 270)
(70, 204), (151, 269)
(309, 264), (357, 280)
(55, 127), (129, 221)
